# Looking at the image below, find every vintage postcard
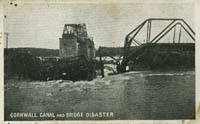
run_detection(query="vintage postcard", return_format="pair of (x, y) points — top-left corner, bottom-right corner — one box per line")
(0, 0), (200, 124)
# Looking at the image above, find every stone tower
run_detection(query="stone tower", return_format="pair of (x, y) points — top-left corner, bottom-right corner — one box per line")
(59, 24), (95, 59)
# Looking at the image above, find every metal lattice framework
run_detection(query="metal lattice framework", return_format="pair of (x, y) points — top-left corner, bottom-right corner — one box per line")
(124, 18), (195, 46)
(119, 18), (195, 73)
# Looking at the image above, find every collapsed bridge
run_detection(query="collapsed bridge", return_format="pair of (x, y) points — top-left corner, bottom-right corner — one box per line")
(117, 18), (195, 73)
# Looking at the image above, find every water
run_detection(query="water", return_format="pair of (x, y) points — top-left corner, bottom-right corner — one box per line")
(5, 71), (195, 120)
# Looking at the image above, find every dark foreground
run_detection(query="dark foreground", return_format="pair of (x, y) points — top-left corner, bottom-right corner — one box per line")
(4, 71), (195, 120)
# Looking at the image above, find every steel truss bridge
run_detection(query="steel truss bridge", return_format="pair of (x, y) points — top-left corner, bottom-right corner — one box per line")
(117, 18), (195, 73)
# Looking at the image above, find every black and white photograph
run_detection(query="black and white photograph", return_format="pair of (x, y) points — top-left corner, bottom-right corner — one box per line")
(2, 0), (197, 122)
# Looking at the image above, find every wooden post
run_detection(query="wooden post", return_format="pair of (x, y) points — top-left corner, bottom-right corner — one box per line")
(173, 26), (176, 43)
(5, 33), (8, 48)
(99, 46), (104, 78)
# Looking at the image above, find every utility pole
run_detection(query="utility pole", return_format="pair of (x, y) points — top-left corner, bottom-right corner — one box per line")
(4, 32), (9, 48)
(99, 46), (104, 78)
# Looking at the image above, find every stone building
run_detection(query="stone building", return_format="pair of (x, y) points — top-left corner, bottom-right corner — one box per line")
(59, 24), (95, 60)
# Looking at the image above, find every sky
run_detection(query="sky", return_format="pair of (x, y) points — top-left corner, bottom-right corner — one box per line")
(3, 1), (195, 49)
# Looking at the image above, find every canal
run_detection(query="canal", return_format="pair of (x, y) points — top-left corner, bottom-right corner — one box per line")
(5, 70), (195, 120)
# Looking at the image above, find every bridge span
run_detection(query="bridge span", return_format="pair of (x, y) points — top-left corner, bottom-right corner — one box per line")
(117, 18), (195, 73)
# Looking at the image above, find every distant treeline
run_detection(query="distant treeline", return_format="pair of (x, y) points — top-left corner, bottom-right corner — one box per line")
(4, 48), (59, 57)
(96, 46), (138, 57)
(4, 48), (96, 81)
(5, 47), (124, 57)
(5, 46), (139, 57)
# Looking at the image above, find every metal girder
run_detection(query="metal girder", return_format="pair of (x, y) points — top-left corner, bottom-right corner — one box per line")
(124, 18), (195, 47)
(119, 18), (195, 73)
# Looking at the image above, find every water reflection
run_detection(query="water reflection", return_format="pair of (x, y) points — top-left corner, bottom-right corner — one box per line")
(123, 71), (195, 119)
